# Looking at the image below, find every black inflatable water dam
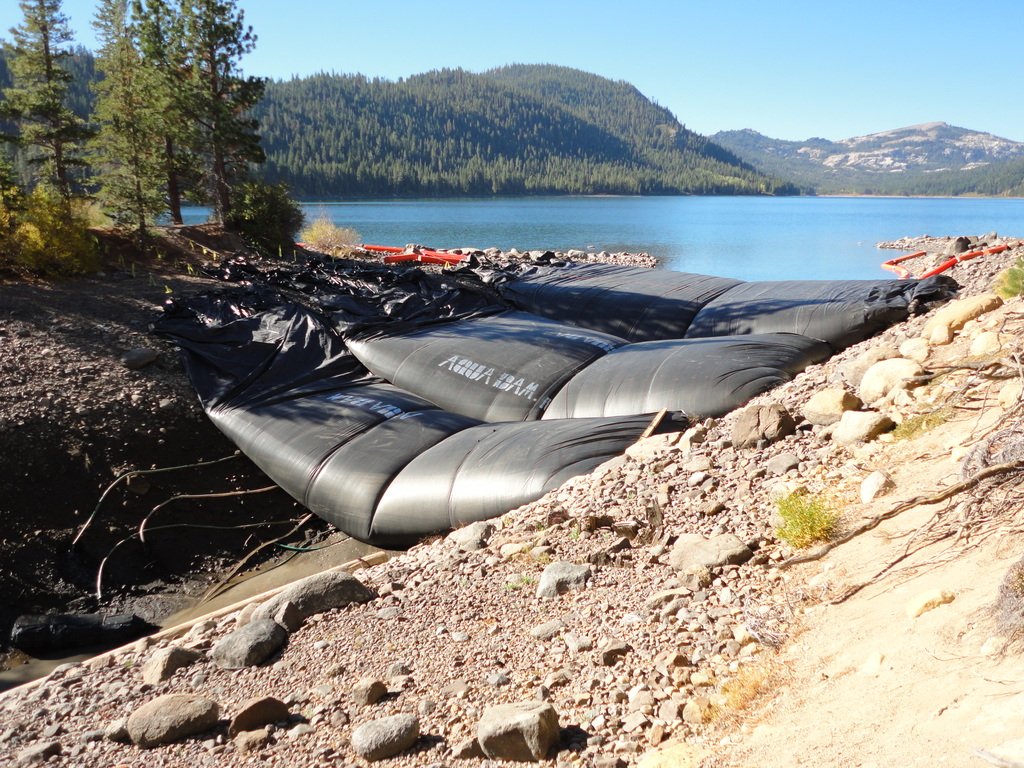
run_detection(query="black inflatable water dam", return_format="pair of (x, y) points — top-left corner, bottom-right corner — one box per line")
(153, 256), (956, 547)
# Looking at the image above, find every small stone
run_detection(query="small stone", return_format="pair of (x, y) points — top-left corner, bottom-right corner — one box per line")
(229, 696), (290, 737)
(766, 453), (800, 476)
(597, 637), (632, 666)
(536, 561), (592, 597)
(531, 619), (566, 641)
(141, 645), (202, 685)
(122, 347), (158, 369)
(235, 728), (272, 754)
(352, 678), (388, 708)
(906, 589), (956, 618)
(16, 741), (62, 764)
(898, 337), (931, 362)
(832, 411), (894, 447)
(859, 358), (924, 404)
(860, 470), (895, 503)
(211, 618), (287, 669)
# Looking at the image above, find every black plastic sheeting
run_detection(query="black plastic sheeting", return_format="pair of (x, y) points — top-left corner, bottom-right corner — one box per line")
(10, 613), (152, 650)
(348, 310), (628, 421)
(153, 256), (957, 548)
(543, 333), (832, 419)
(372, 414), (661, 546)
(683, 278), (957, 348)
(462, 261), (957, 349)
(153, 288), (668, 547)
(466, 262), (742, 342)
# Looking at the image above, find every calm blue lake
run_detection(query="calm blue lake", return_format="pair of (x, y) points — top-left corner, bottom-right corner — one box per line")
(181, 196), (1024, 281)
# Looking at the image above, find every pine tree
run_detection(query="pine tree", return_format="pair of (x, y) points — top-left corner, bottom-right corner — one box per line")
(0, 0), (95, 200)
(180, 0), (264, 222)
(132, 0), (198, 224)
(90, 0), (167, 243)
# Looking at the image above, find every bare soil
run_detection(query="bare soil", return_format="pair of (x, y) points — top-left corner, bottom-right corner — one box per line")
(0, 226), (334, 662)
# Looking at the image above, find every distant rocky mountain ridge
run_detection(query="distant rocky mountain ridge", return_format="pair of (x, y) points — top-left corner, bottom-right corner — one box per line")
(711, 122), (1024, 195)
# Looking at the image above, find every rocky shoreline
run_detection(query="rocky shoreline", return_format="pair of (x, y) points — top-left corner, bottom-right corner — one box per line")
(1, 233), (1023, 767)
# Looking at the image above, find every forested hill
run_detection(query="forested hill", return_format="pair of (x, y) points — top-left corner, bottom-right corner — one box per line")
(254, 66), (797, 197)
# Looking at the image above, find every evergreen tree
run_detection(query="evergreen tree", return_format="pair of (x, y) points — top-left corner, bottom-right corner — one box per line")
(0, 0), (95, 199)
(90, 0), (167, 243)
(132, 0), (197, 224)
(180, 0), (264, 222)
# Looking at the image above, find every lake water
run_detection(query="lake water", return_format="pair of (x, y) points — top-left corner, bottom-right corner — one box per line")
(181, 196), (1024, 282)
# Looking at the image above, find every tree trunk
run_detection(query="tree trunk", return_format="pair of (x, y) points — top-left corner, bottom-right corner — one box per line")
(165, 136), (182, 225)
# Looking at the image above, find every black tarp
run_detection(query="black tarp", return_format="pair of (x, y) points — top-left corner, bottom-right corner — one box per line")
(152, 288), (671, 547)
(372, 414), (659, 545)
(466, 262), (742, 342)
(152, 257), (958, 548)
(462, 261), (957, 348)
(683, 277), (959, 348)
(542, 333), (832, 420)
(348, 310), (629, 421)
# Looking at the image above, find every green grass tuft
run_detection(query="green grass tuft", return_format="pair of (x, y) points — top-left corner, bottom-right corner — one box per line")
(775, 491), (838, 548)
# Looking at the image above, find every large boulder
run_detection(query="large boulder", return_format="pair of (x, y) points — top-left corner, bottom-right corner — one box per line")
(251, 571), (375, 628)
(832, 411), (894, 447)
(731, 404), (795, 449)
(127, 694), (220, 748)
(211, 618), (287, 669)
(803, 388), (861, 426)
(922, 294), (1002, 338)
(668, 534), (752, 572)
(350, 713), (420, 761)
(859, 358), (924, 405)
(477, 701), (560, 762)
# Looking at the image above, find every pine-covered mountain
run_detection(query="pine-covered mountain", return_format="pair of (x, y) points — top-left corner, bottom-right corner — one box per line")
(710, 122), (1024, 196)
(254, 65), (797, 197)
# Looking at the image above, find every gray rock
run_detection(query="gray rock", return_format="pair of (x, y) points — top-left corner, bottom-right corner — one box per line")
(766, 453), (800, 476)
(449, 520), (495, 551)
(841, 347), (899, 387)
(452, 737), (486, 758)
(530, 619), (566, 641)
(211, 618), (287, 669)
(861, 470), (896, 503)
(350, 713), (420, 761)
(668, 533), (752, 572)
(122, 348), (157, 370)
(252, 571), (375, 629)
(563, 633), (594, 652)
(803, 387), (862, 426)
(234, 728), (272, 754)
(477, 701), (559, 762)
(126, 694), (220, 748)
(832, 411), (895, 447)
(141, 645), (203, 684)
(536, 561), (592, 598)
(103, 718), (131, 743)
(597, 637), (632, 666)
(859, 358), (924, 404)
(228, 696), (290, 737)
(15, 741), (61, 764)
(352, 678), (388, 708)
(732, 404), (795, 449)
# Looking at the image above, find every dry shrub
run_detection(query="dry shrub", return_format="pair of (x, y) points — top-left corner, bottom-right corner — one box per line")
(300, 210), (360, 256)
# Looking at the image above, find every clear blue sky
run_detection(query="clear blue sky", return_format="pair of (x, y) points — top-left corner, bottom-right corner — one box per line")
(3, 0), (1022, 143)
